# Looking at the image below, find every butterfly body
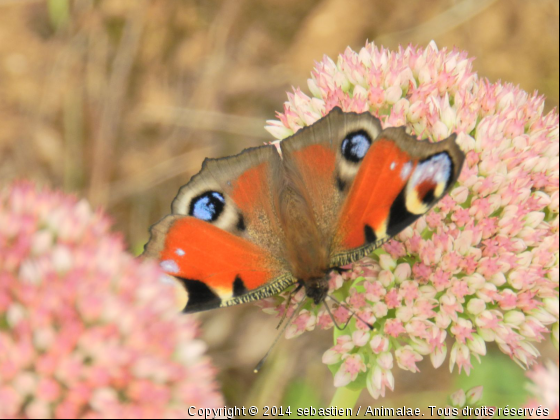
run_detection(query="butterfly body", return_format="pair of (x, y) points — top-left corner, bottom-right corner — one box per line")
(143, 108), (465, 313)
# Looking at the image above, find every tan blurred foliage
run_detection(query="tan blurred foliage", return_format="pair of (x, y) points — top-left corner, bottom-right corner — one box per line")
(0, 0), (558, 410)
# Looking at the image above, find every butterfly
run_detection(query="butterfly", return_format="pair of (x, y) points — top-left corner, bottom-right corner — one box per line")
(143, 107), (465, 315)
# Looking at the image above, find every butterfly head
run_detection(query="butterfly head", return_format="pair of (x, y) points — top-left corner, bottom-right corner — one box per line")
(302, 276), (330, 305)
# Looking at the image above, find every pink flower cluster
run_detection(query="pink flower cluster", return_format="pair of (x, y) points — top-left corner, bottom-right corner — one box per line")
(264, 41), (559, 398)
(0, 182), (223, 418)
(525, 361), (559, 418)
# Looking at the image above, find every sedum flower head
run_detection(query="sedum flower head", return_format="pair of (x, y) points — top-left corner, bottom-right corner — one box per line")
(525, 360), (559, 418)
(0, 182), (224, 418)
(263, 41), (559, 399)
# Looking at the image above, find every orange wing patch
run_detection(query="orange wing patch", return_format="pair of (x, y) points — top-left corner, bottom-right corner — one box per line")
(292, 144), (337, 181)
(160, 218), (278, 290)
(230, 163), (269, 212)
(229, 162), (288, 257)
(155, 217), (293, 312)
(336, 139), (416, 249)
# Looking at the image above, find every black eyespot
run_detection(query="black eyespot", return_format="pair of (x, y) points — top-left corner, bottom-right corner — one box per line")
(179, 278), (221, 313)
(189, 191), (225, 222)
(422, 188), (436, 205)
(364, 225), (377, 243)
(341, 130), (372, 163)
(233, 276), (248, 297)
(236, 214), (246, 231)
(336, 175), (347, 192)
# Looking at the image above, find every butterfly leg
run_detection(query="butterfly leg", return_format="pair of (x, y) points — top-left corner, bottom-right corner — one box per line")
(322, 299), (354, 331)
(326, 295), (374, 330)
(276, 282), (304, 330)
(255, 297), (307, 373)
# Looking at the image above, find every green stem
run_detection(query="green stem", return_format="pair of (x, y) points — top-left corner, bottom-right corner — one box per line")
(326, 386), (362, 418)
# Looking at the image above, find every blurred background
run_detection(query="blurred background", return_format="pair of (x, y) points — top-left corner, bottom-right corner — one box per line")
(0, 0), (558, 416)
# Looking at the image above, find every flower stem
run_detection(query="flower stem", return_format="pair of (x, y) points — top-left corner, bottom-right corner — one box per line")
(326, 386), (362, 418)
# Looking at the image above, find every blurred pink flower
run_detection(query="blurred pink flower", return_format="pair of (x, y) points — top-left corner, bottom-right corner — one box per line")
(263, 41), (559, 398)
(0, 182), (224, 418)
(525, 360), (559, 418)
(447, 386), (487, 417)
(333, 353), (366, 387)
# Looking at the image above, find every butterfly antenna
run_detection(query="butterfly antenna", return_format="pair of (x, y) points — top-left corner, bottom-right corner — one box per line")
(327, 295), (374, 330)
(276, 284), (303, 330)
(322, 300), (353, 331)
(254, 297), (306, 373)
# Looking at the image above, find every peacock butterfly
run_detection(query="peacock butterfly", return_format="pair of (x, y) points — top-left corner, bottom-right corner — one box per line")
(143, 107), (465, 314)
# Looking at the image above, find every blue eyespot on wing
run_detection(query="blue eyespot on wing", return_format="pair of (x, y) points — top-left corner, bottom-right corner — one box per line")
(189, 191), (226, 222)
(341, 131), (372, 163)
